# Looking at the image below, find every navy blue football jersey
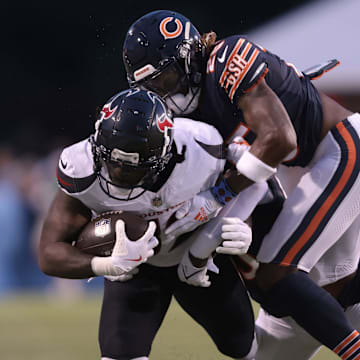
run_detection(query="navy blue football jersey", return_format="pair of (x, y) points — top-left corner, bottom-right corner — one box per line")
(192, 35), (323, 167)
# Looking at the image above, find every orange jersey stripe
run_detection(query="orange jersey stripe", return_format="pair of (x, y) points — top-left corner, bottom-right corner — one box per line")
(194, 213), (201, 221)
(227, 42), (252, 100)
(219, 39), (245, 86)
(241, 42), (252, 59)
(281, 122), (357, 266)
(334, 331), (358, 354)
(342, 341), (360, 360)
(229, 49), (259, 102)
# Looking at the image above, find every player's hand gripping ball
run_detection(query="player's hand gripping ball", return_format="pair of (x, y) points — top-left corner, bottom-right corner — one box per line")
(75, 211), (158, 256)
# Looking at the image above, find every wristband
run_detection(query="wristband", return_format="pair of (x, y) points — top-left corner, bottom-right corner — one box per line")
(236, 151), (276, 183)
(90, 256), (125, 276)
(210, 177), (237, 206)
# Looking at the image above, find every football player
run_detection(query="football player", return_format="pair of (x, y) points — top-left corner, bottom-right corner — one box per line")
(122, 10), (360, 358)
(222, 164), (360, 359)
(183, 144), (360, 359)
(39, 88), (268, 360)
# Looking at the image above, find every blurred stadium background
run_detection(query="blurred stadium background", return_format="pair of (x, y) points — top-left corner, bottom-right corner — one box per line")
(1, 0), (358, 358)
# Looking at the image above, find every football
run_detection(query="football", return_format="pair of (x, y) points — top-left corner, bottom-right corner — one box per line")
(75, 211), (149, 256)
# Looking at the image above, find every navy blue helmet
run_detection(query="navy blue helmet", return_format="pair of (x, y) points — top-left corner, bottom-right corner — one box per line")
(123, 10), (204, 114)
(91, 88), (174, 200)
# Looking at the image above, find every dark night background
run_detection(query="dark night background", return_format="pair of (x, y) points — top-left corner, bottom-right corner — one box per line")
(2, 0), (313, 156)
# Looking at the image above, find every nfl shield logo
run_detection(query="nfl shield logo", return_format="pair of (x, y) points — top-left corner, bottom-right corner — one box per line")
(152, 197), (163, 207)
(94, 218), (111, 237)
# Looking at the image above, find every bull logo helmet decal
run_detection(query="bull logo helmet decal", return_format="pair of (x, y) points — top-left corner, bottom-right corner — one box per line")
(101, 104), (118, 120)
(156, 113), (174, 133)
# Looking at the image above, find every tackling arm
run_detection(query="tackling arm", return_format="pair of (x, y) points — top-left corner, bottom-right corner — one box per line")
(225, 79), (297, 193)
(189, 181), (268, 259)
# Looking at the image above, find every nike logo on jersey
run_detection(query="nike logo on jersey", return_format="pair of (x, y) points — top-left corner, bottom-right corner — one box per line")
(217, 45), (228, 63)
(219, 38), (260, 102)
(125, 255), (142, 262)
(60, 159), (67, 169)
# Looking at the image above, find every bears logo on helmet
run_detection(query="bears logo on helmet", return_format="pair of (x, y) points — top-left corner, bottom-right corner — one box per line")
(159, 17), (183, 40)
(123, 10), (203, 87)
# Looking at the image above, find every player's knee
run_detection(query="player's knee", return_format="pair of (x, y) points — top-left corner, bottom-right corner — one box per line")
(232, 331), (258, 360)
(338, 270), (360, 308)
(255, 263), (297, 291)
(250, 265), (300, 318)
(217, 331), (256, 359)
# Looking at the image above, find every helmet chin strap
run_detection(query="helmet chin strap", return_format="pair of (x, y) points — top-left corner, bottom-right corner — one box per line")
(165, 87), (201, 115)
(97, 167), (147, 201)
(108, 183), (145, 200)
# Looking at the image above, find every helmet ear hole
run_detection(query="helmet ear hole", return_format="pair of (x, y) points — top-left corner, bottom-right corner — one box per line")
(177, 41), (191, 60)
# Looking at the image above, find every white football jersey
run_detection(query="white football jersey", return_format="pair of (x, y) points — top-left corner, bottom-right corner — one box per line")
(57, 118), (226, 267)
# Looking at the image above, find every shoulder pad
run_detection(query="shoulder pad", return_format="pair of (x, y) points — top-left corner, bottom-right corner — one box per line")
(173, 117), (223, 144)
(173, 117), (225, 160)
(56, 139), (96, 194)
(57, 166), (96, 194)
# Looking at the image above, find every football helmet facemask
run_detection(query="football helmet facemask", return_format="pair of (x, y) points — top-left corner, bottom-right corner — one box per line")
(91, 88), (174, 201)
(123, 10), (204, 115)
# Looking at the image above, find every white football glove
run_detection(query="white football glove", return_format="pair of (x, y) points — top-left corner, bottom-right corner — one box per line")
(216, 217), (252, 255)
(164, 190), (222, 239)
(112, 220), (158, 272)
(104, 267), (139, 282)
(91, 220), (158, 276)
(227, 136), (250, 164)
(177, 251), (219, 288)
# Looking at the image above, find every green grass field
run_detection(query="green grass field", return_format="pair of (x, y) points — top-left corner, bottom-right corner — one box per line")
(0, 293), (337, 359)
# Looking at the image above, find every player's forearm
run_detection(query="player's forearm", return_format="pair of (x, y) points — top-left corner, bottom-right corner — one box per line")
(237, 79), (298, 170)
(225, 133), (295, 194)
(38, 241), (95, 279)
(224, 169), (254, 194)
(253, 128), (296, 166)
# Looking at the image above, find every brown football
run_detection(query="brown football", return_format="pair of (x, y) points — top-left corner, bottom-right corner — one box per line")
(75, 211), (149, 256)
